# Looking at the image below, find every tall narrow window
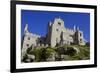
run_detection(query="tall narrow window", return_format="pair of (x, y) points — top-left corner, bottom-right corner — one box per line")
(80, 33), (82, 36)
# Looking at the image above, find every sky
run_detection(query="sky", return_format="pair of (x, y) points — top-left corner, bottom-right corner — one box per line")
(21, 10), (90, 42)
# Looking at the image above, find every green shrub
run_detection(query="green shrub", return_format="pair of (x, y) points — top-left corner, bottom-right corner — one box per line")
(45, 47), (56, 58)
(66, 47), (77, 56)
(24, 44), (90, 62)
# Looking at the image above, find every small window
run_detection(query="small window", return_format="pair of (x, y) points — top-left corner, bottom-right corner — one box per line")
(80, 33), (82, 36)
(28, 37), (30, 40)
(56, 29), (59, 31)
(40, 40), (41, 43)
(26, 44), (29, 47)
(58, 22), (61, 26)
(80, 39), (82, 41)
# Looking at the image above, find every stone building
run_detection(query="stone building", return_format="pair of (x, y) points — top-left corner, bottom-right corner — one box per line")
(46, 17), (86, 47)
(21, 17), (86, 59)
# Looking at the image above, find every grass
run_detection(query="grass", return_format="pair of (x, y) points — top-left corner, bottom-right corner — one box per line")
(22, 44), (90, 62)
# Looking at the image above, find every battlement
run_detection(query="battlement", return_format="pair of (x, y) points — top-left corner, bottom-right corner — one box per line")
(22, 17), (86, 49)
(66, 28), (75, 34)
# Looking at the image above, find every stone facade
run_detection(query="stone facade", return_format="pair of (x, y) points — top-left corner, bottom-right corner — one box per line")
(46, 17), (85, 47)
(21, 17), (86, 58)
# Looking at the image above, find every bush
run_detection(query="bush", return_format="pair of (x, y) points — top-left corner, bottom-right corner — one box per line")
(28, 47), (56, 62)
(85, 42), (90, 47)
(56, 47), (66, 55)
(27, 48), (42, 62)
(22, 54), (28, 62)
(23, 44), (90, 62)
(46, 47), (56, 58)
(66, 47), (77, 56)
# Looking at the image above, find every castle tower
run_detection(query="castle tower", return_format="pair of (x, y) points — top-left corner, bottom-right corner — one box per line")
(74, 26), (85, 45)
(49, 17), (65, 47)
(46, 21), (52, 46)
(21, 24), (29, 60)
(74, 26), (79, 44)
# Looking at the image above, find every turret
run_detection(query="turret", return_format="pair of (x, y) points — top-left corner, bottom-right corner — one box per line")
(74, 25), (76, 31)
(24, 24), (28, 33)
(76, 26), (79, 31)
(49, 21), (52, 27)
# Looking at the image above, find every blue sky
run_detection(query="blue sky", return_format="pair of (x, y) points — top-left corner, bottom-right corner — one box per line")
(21, 10), (90, 42)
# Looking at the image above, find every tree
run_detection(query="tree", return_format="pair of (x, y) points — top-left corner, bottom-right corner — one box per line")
(85, 42), (90, 47)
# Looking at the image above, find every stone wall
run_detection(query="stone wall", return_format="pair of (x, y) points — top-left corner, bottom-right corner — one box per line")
(22, 17), (86, 49)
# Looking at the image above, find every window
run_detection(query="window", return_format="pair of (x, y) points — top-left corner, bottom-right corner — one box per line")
(58, 22), (61, 26)
(80, 39), (82, 42)
(26, 44), (29, 47)
(28, 37), (30, 40)
(40, 40), (41, 43)
(80, 33), (82, 36)
(56, 29), (59, 31)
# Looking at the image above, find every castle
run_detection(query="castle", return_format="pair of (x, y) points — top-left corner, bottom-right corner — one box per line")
(22, 17), (86, 54)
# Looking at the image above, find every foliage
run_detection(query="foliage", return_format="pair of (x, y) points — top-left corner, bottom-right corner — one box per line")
(66, 47), (77, 56)
(22, 44), (90, 62)
(45, 47), (56, 59)
(85, 42), (90, 47)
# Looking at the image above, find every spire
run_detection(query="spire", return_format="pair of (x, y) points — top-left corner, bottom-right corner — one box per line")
(49, 21), (52, 26)
(74, 25), (76, 31)
(24, 24), (28, 33)
(77, 26), (79, 31)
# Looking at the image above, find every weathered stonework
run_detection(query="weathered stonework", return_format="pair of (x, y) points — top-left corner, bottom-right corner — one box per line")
(21, 17), (86, 59)
(46, 17), (86, 47)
